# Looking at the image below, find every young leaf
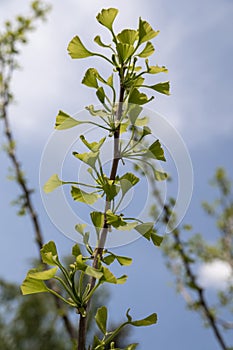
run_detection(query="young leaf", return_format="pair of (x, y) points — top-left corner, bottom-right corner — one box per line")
(43, 174), (63, 194)
(73, 150), (99, 168)
(146, 140), (166, 161)
(134, 222), (154, 240)
(94, 35), (111, 48)
(96, 86), (106, 104)
(128, 105), (143, 125)
(96, 8), (119, 31)
(130, 313), (157, 327)
(55, 110), (81, 130)
(80, 135), (106, 152)
(21, 270), (49, 295)
(102, 178), (120, 201)
(41, 241), (59, 266)
(137, 42), (155, 58)
(116, 43), (135, 63)
(116, 275), (128, 284)
(71, 186), (99, 205)
(147, 65), (168, 74)
(95, 306), (108, 334)
(90, 211), (105, 237)
(120, 172), (139, 196)
(124, 344), (138, 350)
(115, 255), (132, 266)
(153, 169), (167, 181)
(106, 210), (127, 228)
(67, 35), (94, 58)
(27, 267), (58, 280)
(101, 266), (117, 284)
(103, 254), (116, 265)
(82, 68), (98, 88)
(75, 223), (87, 235)
(72, 243), (82, 257)
(117, 29), (138, 45)
(128, 88), (150, 105)
(138, 18), (159, 44)
(145, 81), (170, 95)
(151, 232), (163, 247)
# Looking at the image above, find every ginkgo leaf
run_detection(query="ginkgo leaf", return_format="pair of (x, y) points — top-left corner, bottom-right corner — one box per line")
(73, 151), (99, 168)
(71, 186), (99, 205)
(138, 18), (159, 44)
(55, 110), (81, 130)
(94, 35), (111, 48)
(145, 140), (166, 161)
(120, 172), (139, 196)
(82, 68), (98, 88)
(67, 36), (94, 58)
(117, 29), (138, 45)
(43, 174), (63, 194)
(96, 8), (119, 30)
(116, 43), (135, 63)
(137, 42), (155, 58)
(80, 135), (106, 152)
(41, 241), (59, 266)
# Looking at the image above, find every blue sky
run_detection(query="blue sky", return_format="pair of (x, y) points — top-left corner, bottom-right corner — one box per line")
(1, 0), (233, 349)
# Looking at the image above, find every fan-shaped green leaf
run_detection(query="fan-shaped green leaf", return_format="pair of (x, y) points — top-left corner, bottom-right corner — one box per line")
(82, 68), (98, 88)
(95, 306), (108, 334)
(71, 186), (99, 204)
(146, 140), (166, 161)
(21, 270), (49, 295)
(41, 241), (59, 266)
(43, 174), (63, 194)
(55, 110), (81, 130)
(73, 150), (99, 168)
(116, 43), (135, 63)
(80, 135), (106, 152)
(137, 42), (155, 58)
(130, 313), (157, 326)
(138, 18), (159, 44)
(120, 172), (139, 196)
(67, 36), (94, 58)
(94, 35), (111, 48)
(153, 169), (167, 181)
(117, 29), (138, 45)
(96, 8), (119, 30)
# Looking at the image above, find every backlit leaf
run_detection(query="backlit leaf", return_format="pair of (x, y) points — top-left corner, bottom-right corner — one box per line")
(21, 270), (49, 295)
(80, 135), (106, 152)
(151, 233), (163, 246)
(147, 65), (168, 74)
(71, 186), (99, 205)
(55, 110), (81, 130)
(130, 313), (157, 326)
(94, 35), (111, 48)
(41, 241), (59, 266)
(115, 255), (132, 266)
(96, 86), (106, 104)
(95, 306), (108, 334)
(73, 150), (99, 168)
(120, 172), (139, 196)
(117, 29), (138, 45)
(43, 174), (63, 194)
(82, 68), (98, 88)
(116, 43), (135, 63)
(146, 81), (170, 95)
(153, 169), (167, 181)
(146, 140), (166, 161)
(67, 36), (94, 58)
(137, 42), (155, 58)
(90, 211), (104, 237)
(106, 210), (127, 228)
(135, 222), (154, 240)
(96, 8), (119, 30)
(138, 18), (159, 44)
(128, 89), (149, 105)
(27, 267), (58, 280)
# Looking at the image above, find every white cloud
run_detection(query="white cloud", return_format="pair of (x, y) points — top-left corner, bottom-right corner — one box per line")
(197, 259), (233, 290)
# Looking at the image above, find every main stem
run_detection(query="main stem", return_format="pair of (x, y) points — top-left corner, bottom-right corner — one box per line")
(77, 81), (125, 350)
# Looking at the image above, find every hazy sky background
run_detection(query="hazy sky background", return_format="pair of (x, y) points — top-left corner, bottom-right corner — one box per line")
(1, 0), (233, 349)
